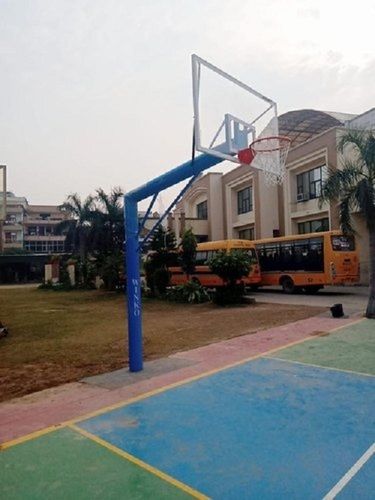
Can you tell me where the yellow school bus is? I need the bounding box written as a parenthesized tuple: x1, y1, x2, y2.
(169, 239, 261, 287)
(254, 230, 360, 293)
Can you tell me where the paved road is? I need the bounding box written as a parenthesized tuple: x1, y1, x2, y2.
(249, 285, 369, 315)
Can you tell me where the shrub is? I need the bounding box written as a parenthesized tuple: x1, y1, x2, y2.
(153, 267, 171, 296)
(208, 250, 252, 286)
(180, 229, 197, 277)
(38, 280, 53, 290)
(97, 253, 123, 291)
(208, 250, 252, 305)
(167, 280, 210, 304)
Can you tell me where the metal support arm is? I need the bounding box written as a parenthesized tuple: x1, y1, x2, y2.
(124, 153, 224, 372)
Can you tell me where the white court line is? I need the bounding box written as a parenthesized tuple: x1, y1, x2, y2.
(264, 356, 375, 378)
(322, 442, 375, 499)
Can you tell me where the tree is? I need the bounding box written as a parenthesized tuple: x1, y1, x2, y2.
(209, 250, 252, 287)
(208, 250, 252, 305)
(180, 229, 197, 278)
(144, 226, 177, 295)
(320, 129, 375, 318)
(150, 226, 176, 254)
(58, 194, 95, 262)
(93, 187, 125, 254)
(92, 187, 125, 290)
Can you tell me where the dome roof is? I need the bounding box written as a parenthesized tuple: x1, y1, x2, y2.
(278, 109, 356, 148)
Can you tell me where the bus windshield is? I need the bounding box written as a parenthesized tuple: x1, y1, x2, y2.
(331, 235, 355, 251)
(230, 248, 258, 262)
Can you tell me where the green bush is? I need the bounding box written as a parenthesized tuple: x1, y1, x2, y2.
(208, 250, 252, 285)
(38, 280, 54, 290)
(152, 267, 171, 296)
(77, 260, 96, 289)
(143, 258, 156, 292)
(208, 250, 252, 306)
(96, 252, 123, 291)
(38, 280, 74, 292)
(180, 229, 197, 277)
(167, 280, 210, 304)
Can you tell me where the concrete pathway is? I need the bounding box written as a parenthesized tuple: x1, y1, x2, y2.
(252, 285, 369, 315)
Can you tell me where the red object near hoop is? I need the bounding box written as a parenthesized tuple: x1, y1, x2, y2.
(237, 135, 291, 184)
(238, 147, 256, 165)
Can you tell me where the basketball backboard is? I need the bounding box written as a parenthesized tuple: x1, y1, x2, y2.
(192, 54, 279, 164)
(0, 165, 6, 221)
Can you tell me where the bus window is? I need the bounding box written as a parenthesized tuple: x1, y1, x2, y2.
(246, 248, 258, 262)
(254, 231, 359, 291)
(293, 241, 309, 271)
(195, 251, 208, 265)
(258, 244, 279, 271)
(230, 247, 257, 262)
(331, 235, 355, 251)
(206, 250, 215, 261)
(308, 238, 324, 271)
(279, 242, 294, 270)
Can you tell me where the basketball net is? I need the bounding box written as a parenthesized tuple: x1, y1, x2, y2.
(238, 135, 291, 185)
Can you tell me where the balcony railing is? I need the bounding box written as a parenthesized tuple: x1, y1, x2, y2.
(24, 218, 64, 224)
(23, 235, 65, 241)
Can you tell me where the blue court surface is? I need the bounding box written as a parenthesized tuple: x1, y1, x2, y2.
(77, 357, 375, 499)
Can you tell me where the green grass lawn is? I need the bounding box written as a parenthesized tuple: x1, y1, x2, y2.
(0, 287, 325, 401)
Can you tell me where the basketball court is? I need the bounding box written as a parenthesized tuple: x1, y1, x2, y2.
(1, 319, 374, 499)
(1, 55, 374, 498)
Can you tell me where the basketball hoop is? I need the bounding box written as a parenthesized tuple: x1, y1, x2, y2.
(238, 135, 291, 185)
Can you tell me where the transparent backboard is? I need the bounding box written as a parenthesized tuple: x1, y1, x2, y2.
(0, 165, 6, 221)
(192, 54, 279, 165)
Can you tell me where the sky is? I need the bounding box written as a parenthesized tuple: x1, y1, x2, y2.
(1, 0, 374, 208)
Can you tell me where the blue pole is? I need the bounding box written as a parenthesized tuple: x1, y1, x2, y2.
(125, 152, 225, 372)
(125, 195, 143, 372)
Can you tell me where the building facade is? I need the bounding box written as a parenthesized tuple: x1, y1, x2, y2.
(1, 193, 27, 250)
(1, 193, 67, 254)
(170, 107, 374, 284)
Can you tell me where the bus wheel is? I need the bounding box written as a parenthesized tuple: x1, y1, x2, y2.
(281, 277, 295, 294)
(304, 285, 322, 294)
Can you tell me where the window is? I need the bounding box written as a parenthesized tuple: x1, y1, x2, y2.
(298, 218, 329, 234)
(196, 235, 208, 243)
(331, 235, 355, 251)
(196, 200, 208, 220)
(5, 232, 17, 243)
(257, 237, 324, 272)
(195, 251, 208, 265)
(296, 166, 326, 201)
(231, 247, 257, 262)
(24, 240, 65, 253)
(5, 214, 17, 224)
(237, 187, 253, 214)
(238, 227, 254, 240)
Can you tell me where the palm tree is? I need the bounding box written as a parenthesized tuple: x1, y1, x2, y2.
(58, 193, 95, 262)
(92, 187, 125, 290)
(94, 187, 125, 254)
(320, 129, 375, 318)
